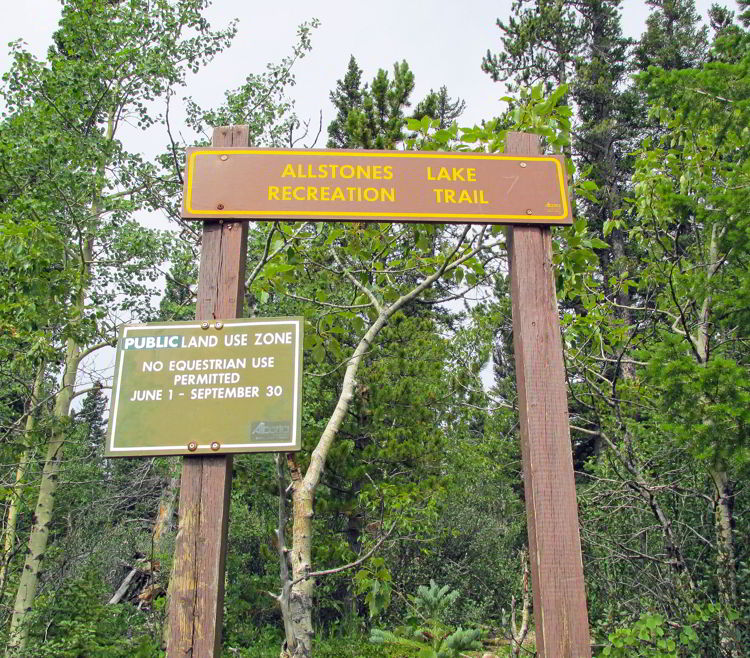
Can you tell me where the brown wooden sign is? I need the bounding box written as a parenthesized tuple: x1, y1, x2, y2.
(181, 147, 572, 225)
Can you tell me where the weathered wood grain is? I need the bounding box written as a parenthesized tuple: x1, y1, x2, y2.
(168, 125, 249, 657)
(506, 132, 591, 657)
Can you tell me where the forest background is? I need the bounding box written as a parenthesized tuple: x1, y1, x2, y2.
(0, 0, 749, 657)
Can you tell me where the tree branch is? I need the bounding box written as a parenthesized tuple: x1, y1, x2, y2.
(289, 522, 396, 587)
(332, 249, 384, 315)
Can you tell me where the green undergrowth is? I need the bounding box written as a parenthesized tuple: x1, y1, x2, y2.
(222, 632, 393, 658)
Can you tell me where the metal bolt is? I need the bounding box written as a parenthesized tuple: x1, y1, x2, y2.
(187, 442, 198, 452)
(210, 441, 220, 451)
(201, 322, 209, 330)
(215, 321, 223, 330)
(526, 209, 533, 215)
(220, 155, 228, 161)
(217, 203, 225, 210)
(520, 162, 527, 168)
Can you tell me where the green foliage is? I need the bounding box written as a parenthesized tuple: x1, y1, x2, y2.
(355, 557, 393, 618)
(369, 581, 482, 658)
(185, 18, 319, 146)
(327, 55, 365, 148)
(220, 625, 284, 658)
(482, 0, 582, 89)
(599, 613, 685, 658)
(411, 86, 466, 129)
(0, 218, 73, 342)
(20, 572, 162, 657)
(340, 59, 416, 149)
(313, 634, 390, 658)
(0, 0, 232, 347)
(411, 581, 460, 621)
(634, 0, 708, 70)
(405, 81, 571, 156)
(223, 465, 285, 648)
(597, 604, 733, 658)
(645, 342, 750, 464)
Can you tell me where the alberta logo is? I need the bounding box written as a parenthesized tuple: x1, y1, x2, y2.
(251, 421, 291, 440)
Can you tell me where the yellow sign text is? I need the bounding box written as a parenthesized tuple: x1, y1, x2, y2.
(281, 163, 394, 180)
(426, 166, 477, 182)
(432, 189, 489, 205)
(268, 186, 396, 203)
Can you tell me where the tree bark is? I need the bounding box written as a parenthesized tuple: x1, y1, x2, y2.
(6, 340, 81, 655)
(509, 549, 530, 658)
(710, 464, 742, 658)
(697, 226, 741, 656)
(0, 362, 44, 600)
(108, 567, 140, 606)
(153, 461, 180, 550)
(288, 480, 316, 657)
(274, 454, 296, 658)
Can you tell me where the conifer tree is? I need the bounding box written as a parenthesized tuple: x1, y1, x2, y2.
(326, 57, 464, 149)
(348, 60, 416, 149)
(635, 0, 709, 70)
(412, 86, 466, 128)
(75, 384, 107, 447)
(327, 55, 363, 148)
(482, 0, 582, 89)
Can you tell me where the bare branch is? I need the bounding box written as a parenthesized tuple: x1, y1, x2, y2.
(165, 92, 182, 184)
(332, 249, 384, 315)
(79, 338, 116, 361)
(667, 263, 703, 363)
(281, 291, 372, 311)
(70, 384, 112, 401)
(289, 522, 396, 587)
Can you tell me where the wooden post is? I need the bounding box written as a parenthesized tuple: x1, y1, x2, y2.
(506, 132, 591, 657)
(167, 125, 249, 657)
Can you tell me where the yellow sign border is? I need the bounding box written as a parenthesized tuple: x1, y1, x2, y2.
(184, 149, 570, 222)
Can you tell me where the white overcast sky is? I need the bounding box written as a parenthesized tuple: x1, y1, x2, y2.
(1, 0, 723, 154)
(0, 0, 725, 392)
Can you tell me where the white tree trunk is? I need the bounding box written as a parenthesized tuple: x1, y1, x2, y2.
(6, 340, 81, 655)
(0, 362, 44, 599)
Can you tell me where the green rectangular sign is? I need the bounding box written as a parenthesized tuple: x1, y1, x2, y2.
(106, 317, 303, 457)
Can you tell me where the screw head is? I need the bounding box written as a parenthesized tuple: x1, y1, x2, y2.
(187, 442, 198, 452)
(217, 203, 225, 210)
(526, 209, 533, 215)
(201, 322, 209, 330)
(210, 441, 220, 451)
(520, 162, 527, 168)
(215, 321, 223, 330)
(220, 155, 228, 161)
